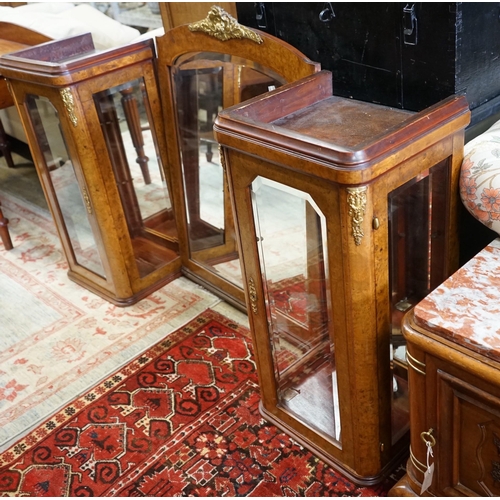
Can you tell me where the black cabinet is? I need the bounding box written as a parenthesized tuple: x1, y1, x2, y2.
(237, 3, 500, 116)
(237, 1, 500, 287)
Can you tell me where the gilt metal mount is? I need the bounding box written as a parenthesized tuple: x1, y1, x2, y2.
(347, 186, 367, 245)
(189, 6, 263, 44)
(248, 278, 258, 314)
(60, 88, 78, 127)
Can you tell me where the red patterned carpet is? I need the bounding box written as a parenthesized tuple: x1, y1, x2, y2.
(0, 310, 401, 496)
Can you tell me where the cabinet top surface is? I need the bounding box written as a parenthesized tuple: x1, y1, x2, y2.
(0, 33, 154, 84)
(272, 95, 412, 150)
(413, 238, 500, 362)
(216, 72, 470, 170)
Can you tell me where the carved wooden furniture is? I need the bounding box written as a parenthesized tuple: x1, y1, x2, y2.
(0, 22, 51, 169)
(0, 33, 180, 304)
(214, 70, 470, 484)
(156, 5, 319, 310)
(0, 23, 52, 250)
(390, 239, 500, 497)
(0, 199, 12, 250)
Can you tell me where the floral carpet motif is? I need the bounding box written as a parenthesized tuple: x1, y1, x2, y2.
(0, 310, 400, 497)
(0, 191, 231, 452)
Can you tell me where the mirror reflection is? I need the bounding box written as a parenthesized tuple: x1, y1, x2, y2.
(173, 52, 285, 288)
(388, 159, 450, 443)
(94, 78, 178, 278)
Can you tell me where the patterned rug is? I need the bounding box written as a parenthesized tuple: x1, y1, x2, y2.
(0, 310, 400, 497)
(0, 189, 246, 453)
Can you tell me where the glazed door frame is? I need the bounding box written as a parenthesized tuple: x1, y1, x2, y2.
(224, 146, 379, 476)
(11, 80, 116, 293)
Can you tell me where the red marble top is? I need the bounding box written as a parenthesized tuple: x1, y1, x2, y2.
(413, 238, 500, 362)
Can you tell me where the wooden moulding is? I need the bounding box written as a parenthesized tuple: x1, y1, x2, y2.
(156, 12, 320, 80)
(390, 309, 500, 496)
(0, 33, 155, 87)
(215, 70, 471, 180)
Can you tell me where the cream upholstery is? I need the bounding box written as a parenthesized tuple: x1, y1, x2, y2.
(0, 3, 141, 50)
(0, 3, 163, 145)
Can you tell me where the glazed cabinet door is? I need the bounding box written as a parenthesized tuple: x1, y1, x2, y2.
(226, 148, 373, 479)
(78, 64, 178, 291)
(18, 85, 112, 288)
(0, 35, 181, 305)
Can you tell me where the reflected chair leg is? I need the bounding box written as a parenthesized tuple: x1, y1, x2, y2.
(120, 87, 151, 185)
(206, 141, 213, 163)
(0, 118, 15, 169)
(0, 200, 13, 250)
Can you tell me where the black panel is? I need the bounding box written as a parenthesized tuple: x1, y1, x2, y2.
(399, 3, 456, 111)
(272, 2, 402, 107)
(235, 2, 500, 112)
(458, 3, 500, 109)
(236, 3, 276, 35)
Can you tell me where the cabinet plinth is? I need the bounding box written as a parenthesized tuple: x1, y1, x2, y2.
(0, 34, 180, 305)
(214, 71, 470, 484)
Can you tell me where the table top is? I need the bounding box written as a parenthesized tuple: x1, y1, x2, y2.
(0, 40, 28, 109)
(413, 238, 500, 362)
(0, 39, 27, 58)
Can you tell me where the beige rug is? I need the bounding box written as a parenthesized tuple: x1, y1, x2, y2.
(0, 189, 248, 452)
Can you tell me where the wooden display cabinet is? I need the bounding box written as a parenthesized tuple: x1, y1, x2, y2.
(156, 5, 319, 310)
(0, 34, 180, 305)
(214, 71, 470, 484)
(390, 239, 500, 497)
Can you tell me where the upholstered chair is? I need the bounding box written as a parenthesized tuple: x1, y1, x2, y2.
(460, 119, 500, 236)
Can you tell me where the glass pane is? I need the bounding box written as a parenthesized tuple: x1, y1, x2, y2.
(251, 176, 341, 445)
(94, 78, 178, 279)
(26, 95, 106, 278)
(173, 52, 285, 288)
(388, 159, 450, 443)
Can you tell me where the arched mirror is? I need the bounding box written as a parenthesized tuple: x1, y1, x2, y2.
(173, 52, 285, 290)
(157, 6, 319, 309)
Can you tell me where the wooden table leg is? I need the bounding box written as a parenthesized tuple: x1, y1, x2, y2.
(0, 199, 13, 250)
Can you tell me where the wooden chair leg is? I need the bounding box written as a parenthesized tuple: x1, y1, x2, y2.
(0, 118, 15, 169)
(0, 199, 13, 250)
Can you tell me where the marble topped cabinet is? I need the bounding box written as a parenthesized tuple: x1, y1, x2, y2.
(390, 238, 500, 496)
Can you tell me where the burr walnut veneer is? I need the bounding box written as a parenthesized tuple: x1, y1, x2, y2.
(215, 71, 470, 484)
(0, 6, 319, 307)
(0, 34, 179, 305)
(155, 7, 319, 310)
